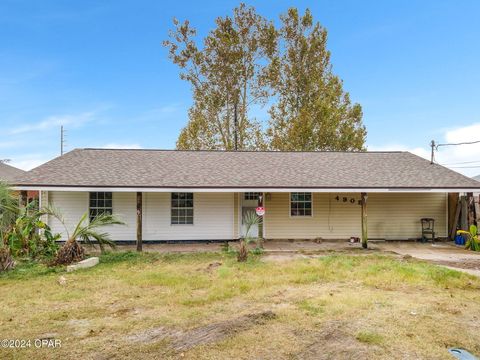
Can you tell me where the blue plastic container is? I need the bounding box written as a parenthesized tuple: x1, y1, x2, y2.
(455, 234, 466, 246)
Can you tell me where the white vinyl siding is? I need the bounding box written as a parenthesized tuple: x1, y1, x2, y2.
(101, 192, 136, 241)
(368, 193, 447, 240)
(48, 191, 88, 241)
(144, 192, 234, 240)
(46, 190, 446, 242)
(265, 192, 447, 240)
(47, 191, 136, 241)
(265, 193, 361, 239)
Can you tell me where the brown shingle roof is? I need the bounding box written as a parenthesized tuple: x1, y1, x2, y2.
(0, 162, 26, 183)
(14, 148, 480, 189)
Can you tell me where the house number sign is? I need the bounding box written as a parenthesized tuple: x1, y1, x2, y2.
(335, 196, 360, 205)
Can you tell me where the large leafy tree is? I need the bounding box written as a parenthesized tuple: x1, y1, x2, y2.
(267, 8, 366, 151)
(164, 3, 277, 150)
(165, 6, 366, 151)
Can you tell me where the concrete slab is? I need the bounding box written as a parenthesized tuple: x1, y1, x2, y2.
(376, 242, 480, 277)
(67, 257, 99, 272)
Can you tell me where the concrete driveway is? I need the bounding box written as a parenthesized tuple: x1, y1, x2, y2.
(375, 242, 480, 277)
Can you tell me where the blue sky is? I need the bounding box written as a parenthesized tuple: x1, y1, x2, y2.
(1, 0, 480, 175)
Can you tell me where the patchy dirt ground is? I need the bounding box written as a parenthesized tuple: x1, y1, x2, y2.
(127, 311, 276, 352)
(95, 240, 480, 277)
(1, 251, 480, 359)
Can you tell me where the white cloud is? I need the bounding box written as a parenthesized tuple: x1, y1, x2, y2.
(100, 143, 142, 149)
(9, 153, 52, 171)
(369, 122, 480, 177)
(0, 140, 22, 149)
(10, 111, 97, 135)
(444, 123, 480, 143)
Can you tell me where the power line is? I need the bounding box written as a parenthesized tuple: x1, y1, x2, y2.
(436, 140, 480, 148)
(431, 139, 480, 167)
(449, 165, 480, 169)
(440, 160, 480, 166)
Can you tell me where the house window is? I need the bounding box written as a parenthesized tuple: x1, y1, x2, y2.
(244, 192, 261, 200)
(89, 192, 113, 222)
(171, 193, 194, 225)
(290, 192, 312, 216)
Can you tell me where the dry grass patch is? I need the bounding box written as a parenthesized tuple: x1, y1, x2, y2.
(0, 251, 479, 359)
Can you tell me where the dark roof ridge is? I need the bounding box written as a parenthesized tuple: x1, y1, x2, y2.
(79, 148, 407, 154)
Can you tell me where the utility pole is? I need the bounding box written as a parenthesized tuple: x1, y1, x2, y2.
(430, 140, 435, 164)
(60, 126, 65, 156)
(234, 102, 238, 151)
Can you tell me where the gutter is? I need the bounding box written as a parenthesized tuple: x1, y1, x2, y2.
(11, 186, 480, 193)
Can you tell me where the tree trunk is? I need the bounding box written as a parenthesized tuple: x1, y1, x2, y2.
(54, 238, 85, 265)
(136, 192, 143, 252)
(361, 192, 368, 249)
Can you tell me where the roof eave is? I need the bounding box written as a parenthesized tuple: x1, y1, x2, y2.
(11, 185, 480, 193)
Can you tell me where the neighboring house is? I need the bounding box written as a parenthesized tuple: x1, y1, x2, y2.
(12, 148, 480, 242)
(1, 162, 39, 204)
(0, 162, 26, 183)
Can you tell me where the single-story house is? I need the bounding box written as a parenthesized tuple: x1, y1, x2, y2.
(12, 148, 480, 243)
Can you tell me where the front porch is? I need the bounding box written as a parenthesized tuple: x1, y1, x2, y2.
(39, 190, 450, 245)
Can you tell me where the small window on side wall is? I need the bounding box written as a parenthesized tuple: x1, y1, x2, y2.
(171, 193, 194, 225)
(244, 192, 261, 200)
(89, 192, 113, 222)
(290, 192, 312, 216)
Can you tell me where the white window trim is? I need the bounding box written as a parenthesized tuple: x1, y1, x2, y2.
(88, 191, 113, 222)
(289, 192, 313, 218)
(170, 192, 194, 226)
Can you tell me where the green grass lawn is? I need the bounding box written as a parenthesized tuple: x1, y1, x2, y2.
(1, 251, 479, 359)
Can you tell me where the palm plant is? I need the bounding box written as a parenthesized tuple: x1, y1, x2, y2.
(238, 210, 261, 262)
(0, 181, 19, 241)
(457, 225, 480, 251)
(0, 181, 18, 271)
(7, 201, 60, 259)
(54, 211, 125, 265)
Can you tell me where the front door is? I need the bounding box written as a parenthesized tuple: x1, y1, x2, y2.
(240, 192, 260, 238)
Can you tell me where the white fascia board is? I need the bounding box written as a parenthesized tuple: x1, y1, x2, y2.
(11, 186, 478, 193)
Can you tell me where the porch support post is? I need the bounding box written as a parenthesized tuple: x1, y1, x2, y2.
(460, 196, 468, 231)
(20, 190, 28, 208)
(136, 192, 143, 252)
(361, 192, 368, 249)
(448, 193, 460, 240)
(258, 193, 264, 242)
(467, 192, 476, 227)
